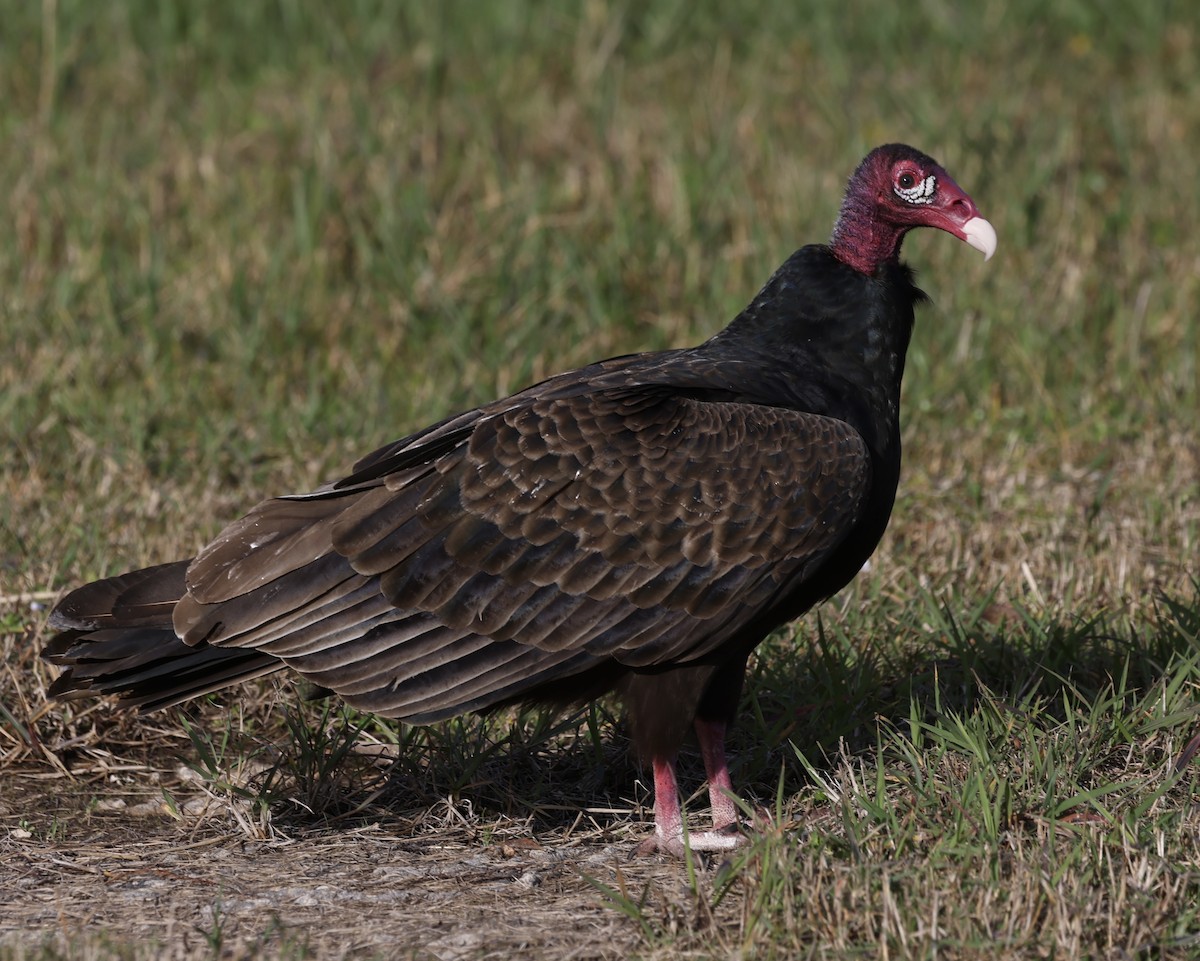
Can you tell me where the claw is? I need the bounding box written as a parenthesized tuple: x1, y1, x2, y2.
(636, 821, 746, 858)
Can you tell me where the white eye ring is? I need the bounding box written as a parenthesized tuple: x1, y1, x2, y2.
(894, 174, 937, 205)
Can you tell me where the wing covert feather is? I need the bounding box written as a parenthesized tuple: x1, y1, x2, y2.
(347, 391, 870, 664)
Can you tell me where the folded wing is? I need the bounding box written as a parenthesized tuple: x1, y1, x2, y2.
(150, 385, 872, 721)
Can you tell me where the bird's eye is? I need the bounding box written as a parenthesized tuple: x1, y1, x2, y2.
(893, 170, 937, 205)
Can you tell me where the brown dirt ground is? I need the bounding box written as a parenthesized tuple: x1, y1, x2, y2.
(0, 751, 699, 960)
(0, 767, 691, 955)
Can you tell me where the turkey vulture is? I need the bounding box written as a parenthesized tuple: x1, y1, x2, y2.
(43, 144, 995, 856)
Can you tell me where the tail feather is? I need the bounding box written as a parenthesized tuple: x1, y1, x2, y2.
(43, 560, 284, 712)
(49, 561, 190, 631)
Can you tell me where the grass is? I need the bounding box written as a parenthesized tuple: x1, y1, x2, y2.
(2, 0, 1199, 958)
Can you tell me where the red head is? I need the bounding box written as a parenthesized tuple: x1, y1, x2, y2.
(830, 144, 996, 275)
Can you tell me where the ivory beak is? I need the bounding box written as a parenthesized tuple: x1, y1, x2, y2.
(962, 216, 997, 261)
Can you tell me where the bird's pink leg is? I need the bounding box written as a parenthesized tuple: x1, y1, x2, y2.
(635, 755, 687, 856)
(695, 718, 740, 831)
(637, 728, 746, 856)
(653, 755, 682, 835)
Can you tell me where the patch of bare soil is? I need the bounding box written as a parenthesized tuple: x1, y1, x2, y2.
(0, 770, 683, 960)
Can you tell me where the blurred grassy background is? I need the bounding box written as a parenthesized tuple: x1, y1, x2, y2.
(1, 2, 1198, 958)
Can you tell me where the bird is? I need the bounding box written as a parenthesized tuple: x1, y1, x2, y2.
(43, 143, 995, 857)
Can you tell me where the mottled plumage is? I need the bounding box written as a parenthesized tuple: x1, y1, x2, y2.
(44, 144, 995, 855)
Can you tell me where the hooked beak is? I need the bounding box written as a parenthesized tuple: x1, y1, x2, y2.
(935, 170, 997, 261)
(961, 216, 997, 261)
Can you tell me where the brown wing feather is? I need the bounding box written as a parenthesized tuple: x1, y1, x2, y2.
(420, 392, 867, 637)
(50, 561, 190, 630)
(174, 386, 870, 721)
